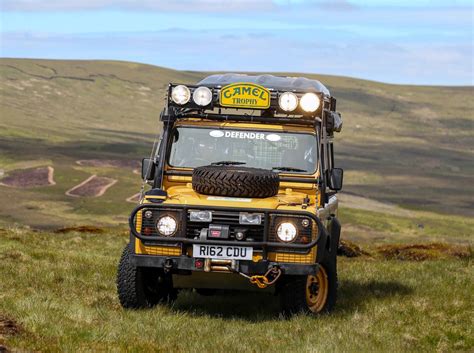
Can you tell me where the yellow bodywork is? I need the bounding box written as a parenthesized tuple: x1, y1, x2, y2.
(135, 120, 320, 264)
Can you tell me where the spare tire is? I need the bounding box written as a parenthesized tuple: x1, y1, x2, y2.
(192, 165, 279, 198)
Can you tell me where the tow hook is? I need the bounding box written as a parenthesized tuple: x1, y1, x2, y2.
(163, 259, 174, 273)
(232, 266, 282, 289)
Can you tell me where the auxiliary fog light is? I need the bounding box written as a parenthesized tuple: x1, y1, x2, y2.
(190, 210, 212, 222)
(301, 218, 310, 228)
(235, 230, 246, 241)
(192, 86, 213, 106)
(299, 93, 320, 113)
(171, 85, 191, 105)
(144, 210, 153, 219)
(239, 213, 262, 225)
(157, 215, 177, 236)
(277, 222, 297, 242)
(278, 92, 298, 112)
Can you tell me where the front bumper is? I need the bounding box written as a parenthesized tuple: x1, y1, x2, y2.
(129, 203, 326, 252)
(130, 253, 318, 275)
(129, 203, 329, 275)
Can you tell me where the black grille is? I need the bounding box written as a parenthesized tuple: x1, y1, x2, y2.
(136, 208, 315, 254)
(187, 210, 265, 243)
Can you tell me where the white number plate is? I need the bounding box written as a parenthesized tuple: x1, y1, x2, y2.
(193, 244, 253, 260)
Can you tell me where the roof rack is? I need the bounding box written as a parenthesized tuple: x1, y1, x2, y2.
(198, 74, 330, 95)
(161, 74, 341, 132)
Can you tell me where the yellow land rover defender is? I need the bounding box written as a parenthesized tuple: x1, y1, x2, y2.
(117, 74, 343, 315)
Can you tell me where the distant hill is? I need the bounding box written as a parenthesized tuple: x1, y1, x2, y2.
(0, 58, 473, 230)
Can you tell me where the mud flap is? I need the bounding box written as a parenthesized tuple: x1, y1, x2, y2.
(316, 216, 341, 263)
(329, 217, 341, 257)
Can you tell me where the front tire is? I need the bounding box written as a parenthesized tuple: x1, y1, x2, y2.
(280, 258, 337, 316)
(116, 244, 177, 309)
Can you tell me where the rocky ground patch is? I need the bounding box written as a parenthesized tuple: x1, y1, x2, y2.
(65, 175, 117, 197)
(0, 166, 55, 188)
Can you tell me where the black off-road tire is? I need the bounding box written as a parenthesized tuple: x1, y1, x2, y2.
(280, 257, 338, 316)
(192, 165, 279, 198)
(116, 244, 177, 309)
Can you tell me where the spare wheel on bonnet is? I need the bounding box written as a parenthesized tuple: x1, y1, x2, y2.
(192, 165, 279, 198)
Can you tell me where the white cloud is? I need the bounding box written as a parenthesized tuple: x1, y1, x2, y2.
(2, 30, 472, 85)
(1, 0, 276, 12)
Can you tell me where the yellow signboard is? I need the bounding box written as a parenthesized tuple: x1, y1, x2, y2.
(220, 83, 270, 109)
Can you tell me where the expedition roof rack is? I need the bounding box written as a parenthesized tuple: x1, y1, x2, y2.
(198, 74, 330, 95)
(161, 74, 342, 132)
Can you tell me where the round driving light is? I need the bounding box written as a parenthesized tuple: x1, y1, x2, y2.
(277, 222, 297, 242)
(157, 215, 177, 236)
(193, 86, 212, 106)
(171, 85, 191, 105)
(299, 93, 320, 113)
(144, 210, 153, 219)
(301, 219, 310, 228)
(278, 92, 298, 112)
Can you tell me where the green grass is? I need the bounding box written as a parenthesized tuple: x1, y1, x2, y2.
(1, 58, 473, 352)
(339, 207, 474, 244)
(0, 228, 472, 352)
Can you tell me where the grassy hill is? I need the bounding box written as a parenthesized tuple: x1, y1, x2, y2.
(0, 58, 473, 240)
(0, 58, 473, 352)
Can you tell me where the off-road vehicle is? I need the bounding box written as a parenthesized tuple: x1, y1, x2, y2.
(117, 74, 343, 315)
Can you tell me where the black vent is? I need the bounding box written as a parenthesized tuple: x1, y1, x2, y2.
(187, 210, 264, 243)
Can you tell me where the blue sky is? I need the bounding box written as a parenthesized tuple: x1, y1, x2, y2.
(1, 0, 473, 85)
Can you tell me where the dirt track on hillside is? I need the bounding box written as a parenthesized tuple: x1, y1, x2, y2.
(65, 175, 117, 197)
(338, 193, 411, 217)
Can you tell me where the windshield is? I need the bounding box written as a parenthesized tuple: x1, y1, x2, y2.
(168, 127, 318, 174)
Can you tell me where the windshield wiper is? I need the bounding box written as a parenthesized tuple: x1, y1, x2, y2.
(211, 161, 247, 166)
(272, 166, 307, 172)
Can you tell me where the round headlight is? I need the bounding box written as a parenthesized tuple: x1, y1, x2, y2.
(299, 93, 320, 113)
(277, 222, 297, 242)
(278, 92, 298, 112)
(157, 216, 177, 236)
(193, 86, 212, 106)
(171, 85, 191, 105)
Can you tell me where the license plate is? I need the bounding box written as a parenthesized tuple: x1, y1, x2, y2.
(193, 244, 253, 260)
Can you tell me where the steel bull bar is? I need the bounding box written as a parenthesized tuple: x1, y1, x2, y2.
(128, 203, 326, 251)
(129, 204, 328, 277)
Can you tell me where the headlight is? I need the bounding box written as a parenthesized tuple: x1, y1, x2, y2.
(171, 85, 191, 105)
(299, 93, 320, 113)
(190, 210, 212, 222)
(277, 222, 297, 242)
(239, 212, 262, 225)
(156, 215, 177, 236)
(193, 86, 212, 106)
(278, 92, 298, 112)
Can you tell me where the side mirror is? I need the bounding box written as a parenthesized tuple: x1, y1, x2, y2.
(328, 168, 343, 191)
(141, 158, 156, 180)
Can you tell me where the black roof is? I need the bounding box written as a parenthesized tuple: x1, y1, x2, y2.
(198, 74, 330, 96)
